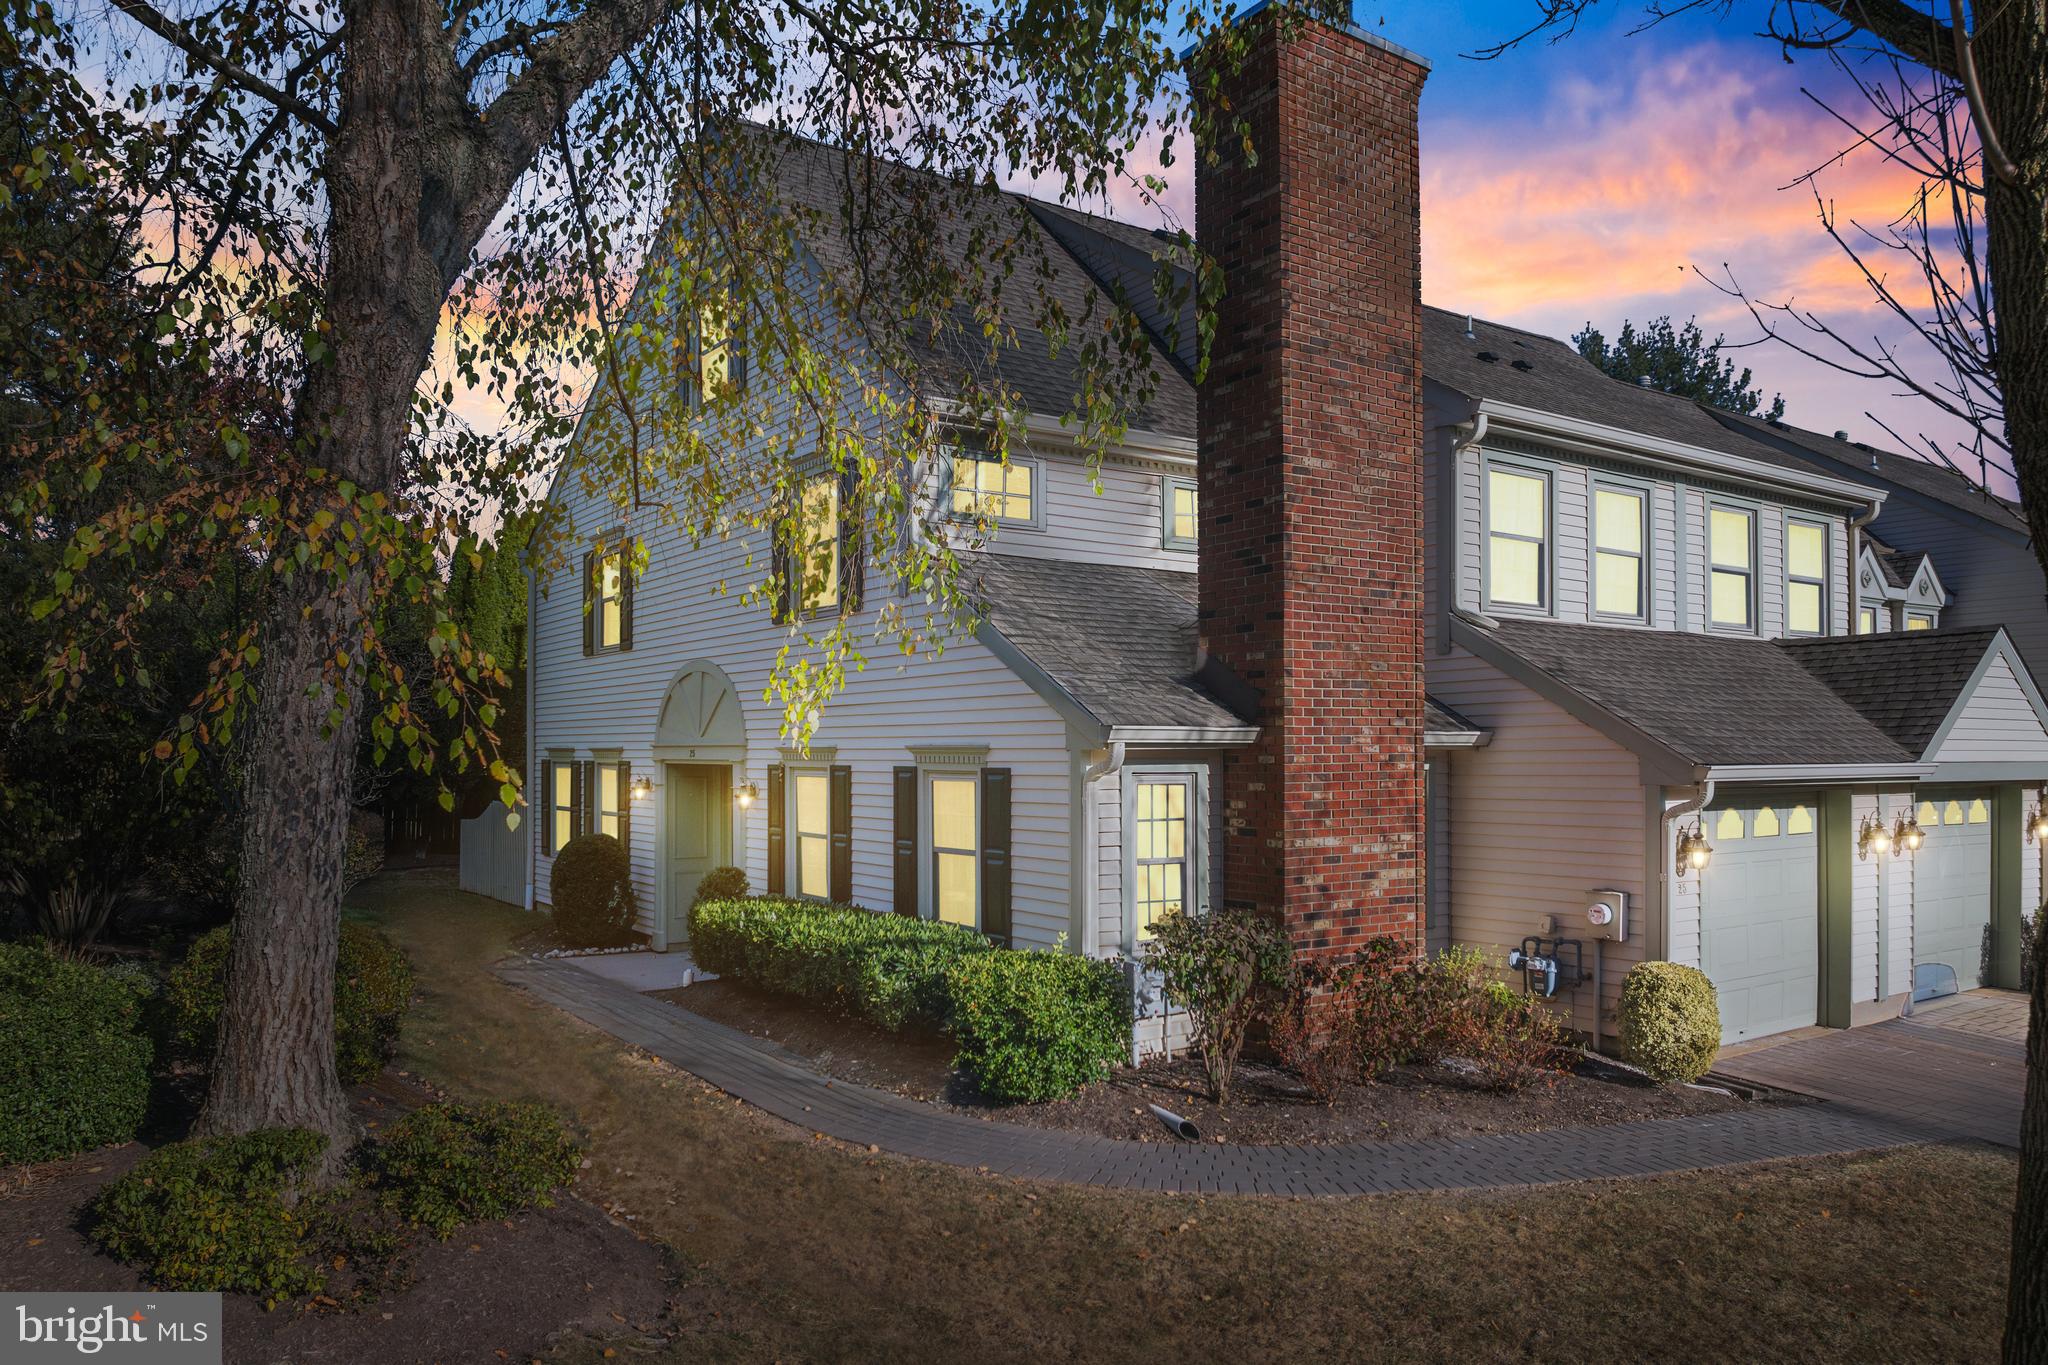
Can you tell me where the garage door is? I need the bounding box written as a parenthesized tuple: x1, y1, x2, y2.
(1914, 795, 1993, 993)
(1699, 801, 1820, 1044)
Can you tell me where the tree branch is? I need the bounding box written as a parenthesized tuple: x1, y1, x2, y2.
(478, 0, 669, 180)
(1809, 0, 1958, 78)
(110, 0, 339, 135)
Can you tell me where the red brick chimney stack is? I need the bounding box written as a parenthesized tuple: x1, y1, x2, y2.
(1193, 9, 1429, 954)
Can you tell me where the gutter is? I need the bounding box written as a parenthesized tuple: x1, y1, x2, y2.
(1107, 725, 1260, 748)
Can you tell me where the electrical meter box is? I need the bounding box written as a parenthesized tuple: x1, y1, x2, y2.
(1584, 889, 1628, 943)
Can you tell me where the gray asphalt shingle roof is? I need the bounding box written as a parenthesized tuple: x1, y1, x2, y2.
(1779, 628, 1997, 757)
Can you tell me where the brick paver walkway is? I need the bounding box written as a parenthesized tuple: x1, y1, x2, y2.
(499, 957, 1932, 1195)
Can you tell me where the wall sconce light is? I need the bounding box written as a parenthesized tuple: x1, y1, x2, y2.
(2029, 797, 2048, 844)
(733, 782, 758, 809)
(629, 775, 654, 800)
(1893, 812, 1924, 854)
(1675, 821, 1712, 878)
(1857, 812, 1892, 860)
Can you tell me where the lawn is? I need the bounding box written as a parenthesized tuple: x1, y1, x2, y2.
(360, 868, 2018, 1363)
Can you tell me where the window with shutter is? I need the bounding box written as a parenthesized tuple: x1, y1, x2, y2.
(830, 765, 852, 903)
(765, 765, 786, 895)
(980, 768, 1011, 947)
(892, 767, 918, 916)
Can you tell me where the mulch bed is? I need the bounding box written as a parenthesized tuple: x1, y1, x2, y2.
(0, 1076, 675, 1365)
(657, 978, 1770, 1146)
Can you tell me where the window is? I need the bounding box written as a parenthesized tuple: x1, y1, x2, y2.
(551, 763, 575, 854)
(1715, 808, 1745, 840)
(1708, 505, 1755, 630)
(1944, 799, 1966, 825)
(595, 762, 623, 840)
(1486, 465, 1548, 609)
(930, 774, 979, 927)
(1132, 778, 1193, 941)
(1592, 485, 1646, 619)
(1906, 610, 1936, 631)
(950, 452, 1037, 526)
(1163, 476, 1198, 550)
(792, 770, 832, 899)
(1786, 519, 1828, 635)
(1919, 799, 1941, 826)
(1968, 798, 1989, 824)
(1753, 806, 1780, 837)
(1858, 605, 1880, 635)
(797, 474, 840, 615)
(1787, 804, 1813, 835)
(688, 285, 745, 405)
(593, 549, 626, 649)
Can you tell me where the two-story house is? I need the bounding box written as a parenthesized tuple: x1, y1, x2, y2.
(526, 11, 2048, 1052)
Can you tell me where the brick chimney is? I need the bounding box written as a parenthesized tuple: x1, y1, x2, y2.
(1193, 11, 1428, 954)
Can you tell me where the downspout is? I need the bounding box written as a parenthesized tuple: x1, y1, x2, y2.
(1848, 496, 1881, 632)
(1444, 412, 1489, 654)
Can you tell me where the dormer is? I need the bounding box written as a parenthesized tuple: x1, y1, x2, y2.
(1855, 536, 1951, 633)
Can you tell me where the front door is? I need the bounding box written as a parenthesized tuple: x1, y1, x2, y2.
(666, 764, 730, 946)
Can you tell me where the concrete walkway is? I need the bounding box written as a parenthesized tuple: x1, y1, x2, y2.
(1715, 991, 2028, 1148)
(496, 956, 1938, 1196)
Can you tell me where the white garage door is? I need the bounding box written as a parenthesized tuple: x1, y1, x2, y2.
(1914, 795, 1993, 993)
(1699, 801, 1820, 1044)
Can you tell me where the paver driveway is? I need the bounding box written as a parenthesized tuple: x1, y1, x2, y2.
(1714, 991, 2029, 1147)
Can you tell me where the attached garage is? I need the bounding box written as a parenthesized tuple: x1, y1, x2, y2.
(1698, 799, 1821, 1044)
(1912, 794, 1994, 993)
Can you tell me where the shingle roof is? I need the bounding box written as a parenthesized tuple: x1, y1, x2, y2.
(1709, 410, 2029, 534)
(1778, 628, 1997, 757)
(1425, 697, 1484, 737)
(1467, 617, 1998, 767)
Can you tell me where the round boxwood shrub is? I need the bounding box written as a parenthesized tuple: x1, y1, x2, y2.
(371, 1100, 582, 1238)
(166, 921, 413, 1083)
(0, 943, 154, 1162)
(690, 864, 750, 909)
(91, 1128, 330, 1306)
(549, 834, 640, 946)
(1617, 961, 1721, 1083)
(947, 950, 1132, 1102)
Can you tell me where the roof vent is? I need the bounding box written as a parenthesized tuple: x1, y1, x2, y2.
(1463, 314, 1475, 341)
(1511, 359, 1535, 372)
(1476, 350, 1500, 364)
(1833, 430, 1850, 441)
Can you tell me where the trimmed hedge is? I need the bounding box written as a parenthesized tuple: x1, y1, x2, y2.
(1617, 961, 1722, 1083)
(549, 833, 640, 946)
(166, 921, 413, 1083)
(688, 896, 993, 1031)
(0, 943, 154, 1162)
(372, 1101, 581, 1238)
(948, 951, 1131, 1102)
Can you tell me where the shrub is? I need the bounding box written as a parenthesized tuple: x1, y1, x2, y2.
(1268, 953, 1365, 1103)
(1456, 993, 1570, 1092)
(0, 943, 154, 1162)
(691, 865, 750, 909)
(688, 896, 993, 1030)
(1142, 908, 1292, 1104)
(549, 834, 640, 946)
(1617, 961, 1721, 1083)
(91, 1129, 330, 1306)
(372, 1101, 581, 1238)
(166, 921, 413, 1083)
(948, 951, 1131, 1102)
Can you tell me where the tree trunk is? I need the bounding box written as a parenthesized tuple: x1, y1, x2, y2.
(2013, 907, 2048, 1360)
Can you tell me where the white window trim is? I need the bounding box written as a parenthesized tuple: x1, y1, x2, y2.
(783, 763, 835, 902)
(1481, 457, 1554, 616)
(1162, 475, 1198, 551)
(944, 449, 1045, 532)
(593, 756, 624, 841)
(1589, 478, 1650, 623)
(918, 767, 983, 928)
(592, 544, 628, 652)
(1857, 602, 1883, 635)
(796, 472, 842, 620)
(1905, 608, 1939, 630)
(1784, 513, 1830, 637)
(1706, 500, 1759, 634)
(1120, 764, 1209, 955)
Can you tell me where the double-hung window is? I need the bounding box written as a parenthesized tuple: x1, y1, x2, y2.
(550, 763, 575, 855)
(929, 774, 980, 927)
(1786, 518, 1828, 635)
(1132, 777, 1192, 942)
(1485, 465, 1549, 610)
(798, 474, 840, 615)
(1163, 476, 1198, 550)
(594, 761, 624, 839)
(792, 769, 832, 899)
(1708, 504, 1756, 631)
(949, 452, 1037, 527)
(1592, 484, 1647, 620)
(589, 548, 627, 650)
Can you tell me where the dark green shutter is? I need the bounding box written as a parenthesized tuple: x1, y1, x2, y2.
(618, 551, 635, 651)
(893, 766, 918, 916)
(838, 466, 864, 616)
(617, 760, 631, 857)
(765, 764, 786, 895)
(539, 759, 554, 854)
(981, 767, 1011, 947)
(568, 760, 586, 841)
(728, 280, 748, 391)
(581, 552, 595, 655)
(771, 521, 794, 625)
(829, 764, 852, 903)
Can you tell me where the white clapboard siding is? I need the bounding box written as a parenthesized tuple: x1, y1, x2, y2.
(1850, 790, 1882, 1003)
(977, 453, 1196, 572)
(1880, 788, 1917, 999)
(1664, 801, 1703, 970)
(1864, 497, 2048, 684)
(1428, 648, 1648, 1041)
(1932, 654, 2048, 763)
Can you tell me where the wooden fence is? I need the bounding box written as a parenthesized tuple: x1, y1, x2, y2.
(459, 801, 528, 907)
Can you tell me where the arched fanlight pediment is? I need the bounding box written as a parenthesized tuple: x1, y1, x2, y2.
(656, 661, 747, 750)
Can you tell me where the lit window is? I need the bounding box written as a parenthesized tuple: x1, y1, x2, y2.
(1486, 466, 1548, 608)
(594, 550, 625, 649)
(793, 771, 831, 899)
(1753, 806, 1780, 838)
(1945, 799, 1966, 825)
(595, 762, 623, 840)
(1133, 779, 1192, 941)
(697, 301, 731, 398)
(1919, 800, 1941, 826)
(551, 763, 575, 854)
(1709, 506, 1755, 630)
(1968, 799, 1989, 824)
(798, 474, 840, 614)
(1787, 520, 1828, 635)
(951, 453, 1035, 525)
(1163, 477, 1198, 550)
(1787, 805, 1813, 835)
(1858, 605, 1879, 635)
(1593, 486, 1646, 619)
(1906, 610, 1935, 631)
(1715, 808, 1745, 840)
(930, 775, 979, 927)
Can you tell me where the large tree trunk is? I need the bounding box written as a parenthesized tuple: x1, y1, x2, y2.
(2014, 908, 2048, 1360)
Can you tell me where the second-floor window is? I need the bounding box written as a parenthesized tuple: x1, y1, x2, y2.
(1709, 505, 1755, 631)
(1907, 609, 1936, 630)
(1163, 476, 1198, 550)
(1486, 465, 1549, 610)
(950, 452, 1037, 527)
(1858, 604, 1880, 635)
(1786, 519, 1828, 635)
(798, 474, 840, 615)
(1592, 485, 1646, 620)
(583, 543, 631, 654)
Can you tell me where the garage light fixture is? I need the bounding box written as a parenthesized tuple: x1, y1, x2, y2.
(1675, 821, 1712, 877)
(1893, 812, 1924, 854)
(1857, 813, 1892, 860)
(733, 782, 758, 809)
(2029, 798, 2048, 844)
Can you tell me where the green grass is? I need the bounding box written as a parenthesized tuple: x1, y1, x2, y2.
(354, 869, 2018, 1363)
